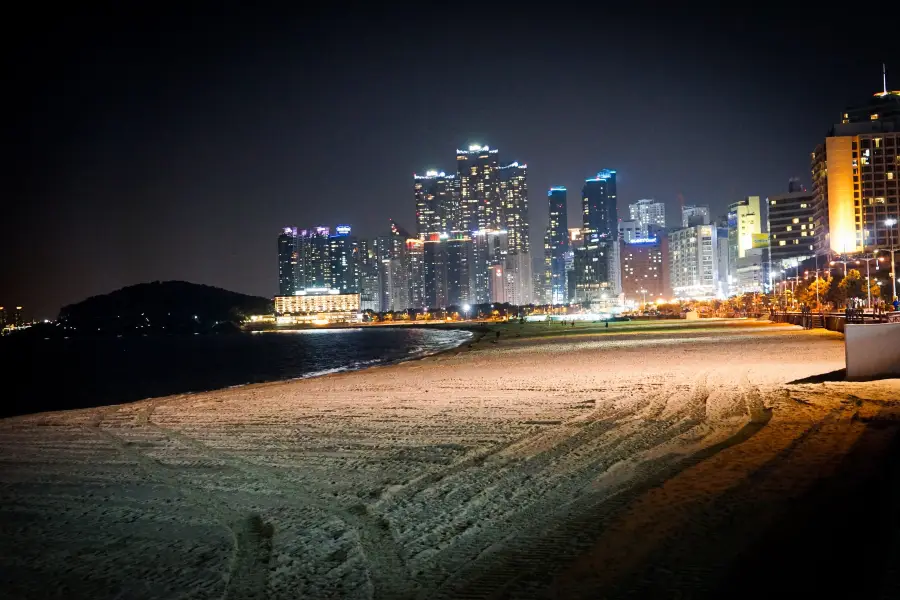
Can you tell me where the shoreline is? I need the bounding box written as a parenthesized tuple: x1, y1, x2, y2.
(3, 320, 898, 598)
(1, 326, 476, 421)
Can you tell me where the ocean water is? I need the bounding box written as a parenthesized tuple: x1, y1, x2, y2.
(0, 327, 472, 418)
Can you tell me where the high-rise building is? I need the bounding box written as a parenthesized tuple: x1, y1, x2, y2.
(328, 226, 360, 294)
(405, 238, 425, 308)
(620, 237, 669, 303)
(715, 226, 730, 297)
(471, 229, 508, 303)
(768, 185, 816, 266)
(499, 162, 529, 254)
(682, 205, 710, 228)
(277, 227, 298, 296)
(576, 170, 619, 304)
(358, 240, 380, 312)
(446, 236, 471, 307)
(423, 232, 471, 308)
(456, 144, 500, 232)
(414, 170, 457, 238)
(301, 227, 332, 289)
(499, 161, 532, 305)
(727, 196, 764, 286)
(547, 187, 569, 304)
(669, 224, 719, 299)
(811, 80, 900, 256)
(583, 170, 618, 242)
(629, 198, 666, 236)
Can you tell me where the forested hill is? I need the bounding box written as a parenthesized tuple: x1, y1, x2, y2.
(57, 281, 272, 334)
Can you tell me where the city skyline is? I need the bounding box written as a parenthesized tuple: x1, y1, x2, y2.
(5, 9, 898, 317)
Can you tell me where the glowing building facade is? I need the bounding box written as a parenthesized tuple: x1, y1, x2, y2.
(620, 236, 669, 303)
(277, 227, 298, 296)
(628, 199, 666, 236)
(414, 171, 457, 238)
(768, 188, 816, 266)
(456, 145, 501, 232)
(575, 170, 620, 304)
(811, 78, 900, 257)
(669, 224, 719, 299)
(547, 187, 569, 304)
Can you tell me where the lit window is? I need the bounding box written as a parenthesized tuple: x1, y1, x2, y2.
(888, 172, 895, 180)
(779, 241, 786, 246)
(871, 113, 879, 120)
(770, 200, 776, 205)
(786, 226, 792, 231)
(800, 203, 807, 208)
(792, 218, 800, 223)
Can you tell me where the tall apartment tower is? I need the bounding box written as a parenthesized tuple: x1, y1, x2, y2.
(414, 170, 457, 238)
(629, 198, 666, 235)
(768, 182, 816, 267)
(277, 227, 298, 296)
(811, 76, 900, 256)
(328, 225, 360, 294)
(456, 144, 501, 232)
(669, 224, 719, 298)
(499, 161, 532, 305)
(547, 187, 570, 304)
(583, 170, 618, 242)
(576, 170, 619, 303)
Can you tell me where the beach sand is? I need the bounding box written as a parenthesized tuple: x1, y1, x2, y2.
(1, 319, 898, 599)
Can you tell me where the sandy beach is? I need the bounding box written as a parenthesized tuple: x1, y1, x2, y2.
(2, 319, 899, 599)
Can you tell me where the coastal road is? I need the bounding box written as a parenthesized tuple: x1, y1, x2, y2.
(1, 319, 898, 599)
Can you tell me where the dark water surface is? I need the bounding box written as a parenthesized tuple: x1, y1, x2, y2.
(1, 328, 471, 418)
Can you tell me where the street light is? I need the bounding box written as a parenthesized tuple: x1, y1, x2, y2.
(830, 257, 851, 277)
(886, 218, 898, 303)
(856, 254, 885, 309)
(463, 304, 471, 321)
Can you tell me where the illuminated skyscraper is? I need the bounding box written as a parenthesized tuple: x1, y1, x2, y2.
(499, 162, 529, 254)
(357, 239, 380, 312)
(328, 225, 360, 294)
(669, 224, 720, 298)
(620, 237, 669, 303)
(456, 144, 500, 232)
(499, 161, 532, 304)
(547, 187, 569, 304)
(727, 196, 764, 291)
(414, 170, 457, 238)
(301, 227, 332, 289)
(405, 238, 425, 308)
(277, 227, 298, 296)
(768, 185, 815, 266)
(583, 170, 618, 242)
(629, 198, 666, 236)
(576, 170, 619, 304)
(811, 77, 900, 257)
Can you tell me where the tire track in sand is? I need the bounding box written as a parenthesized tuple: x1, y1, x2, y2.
(142, 413, 415, 600)
(83, 406, 275, 600)
(424, 375, 768, 599)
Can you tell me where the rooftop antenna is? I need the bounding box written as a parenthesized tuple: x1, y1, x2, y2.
(884, 63, 888, 95)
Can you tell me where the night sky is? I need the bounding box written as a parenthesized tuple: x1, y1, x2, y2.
(5, 8, 898, 318)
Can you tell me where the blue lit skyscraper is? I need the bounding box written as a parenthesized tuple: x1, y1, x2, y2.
(582, 169, 617, 242)
(576, 170, 619, 303)
(547, 187, 569, 304)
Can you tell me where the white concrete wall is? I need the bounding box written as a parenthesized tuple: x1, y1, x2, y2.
(845, 323, 900, 380)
